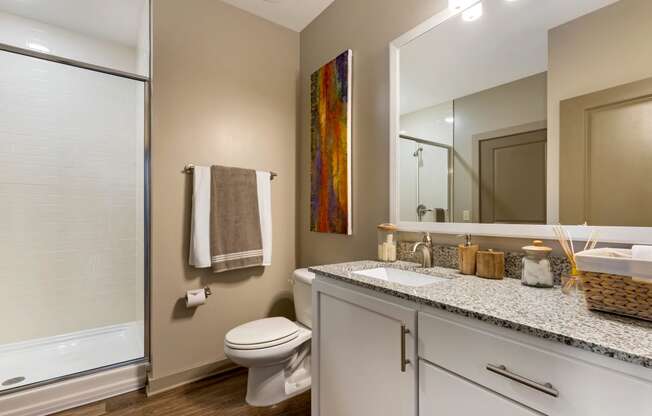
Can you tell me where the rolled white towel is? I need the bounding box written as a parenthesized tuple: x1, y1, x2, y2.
(632, 245, 652, 261)
(632, 245, 652, 283)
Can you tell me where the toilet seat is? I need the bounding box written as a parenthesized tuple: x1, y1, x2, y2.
(225, 317, 299, 350)
(224, 324, 311, 369)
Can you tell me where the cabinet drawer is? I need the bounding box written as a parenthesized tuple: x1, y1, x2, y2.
(420, 360, 539, 415)
(419, 310, 652, 416)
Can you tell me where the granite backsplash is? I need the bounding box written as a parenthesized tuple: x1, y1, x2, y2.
(398, 241, 572, 284)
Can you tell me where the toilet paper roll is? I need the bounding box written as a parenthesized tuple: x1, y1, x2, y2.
(185, 289, 206, 308)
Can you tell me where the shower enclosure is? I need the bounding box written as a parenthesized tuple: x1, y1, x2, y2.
(0, 0, 150, 400)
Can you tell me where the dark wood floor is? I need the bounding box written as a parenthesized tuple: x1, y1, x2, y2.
(55, 368, 310, 416)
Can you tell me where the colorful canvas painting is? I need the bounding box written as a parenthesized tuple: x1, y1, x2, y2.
(310, 50, 352, 235)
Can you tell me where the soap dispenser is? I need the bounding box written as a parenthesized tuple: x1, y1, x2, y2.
(458, 234, 479, 275)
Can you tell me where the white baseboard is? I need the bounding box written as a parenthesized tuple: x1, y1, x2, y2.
(0, 363, 147, 416)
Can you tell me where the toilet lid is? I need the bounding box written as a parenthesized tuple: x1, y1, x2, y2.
(225, 317, 298, 349)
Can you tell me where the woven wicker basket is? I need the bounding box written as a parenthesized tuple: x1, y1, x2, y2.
(579, 271, 652, 322)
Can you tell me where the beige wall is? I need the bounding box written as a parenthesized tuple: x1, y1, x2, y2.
(298, 0, 448, 267)
(146, 0, 650, 391)
(296, 0, 652, 274)
(150, 0, 299, 391)
(548, 0, 652, 223)
(453, 72, 547, 223)
(298, 0, 651, 266)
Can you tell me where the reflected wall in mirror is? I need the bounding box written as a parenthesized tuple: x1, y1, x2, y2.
(396, 0, 652, 227)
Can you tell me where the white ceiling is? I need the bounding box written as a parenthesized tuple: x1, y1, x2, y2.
(220, 0, 334, 32)
(0, 0, 147, 47)
(400, 0, 620, 115)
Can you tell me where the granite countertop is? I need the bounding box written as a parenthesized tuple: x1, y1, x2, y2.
(309, 260, 652, 369)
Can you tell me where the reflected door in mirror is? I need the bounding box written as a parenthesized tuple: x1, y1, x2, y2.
(560, 77, 652, 226)
(479, 130, 547, 224)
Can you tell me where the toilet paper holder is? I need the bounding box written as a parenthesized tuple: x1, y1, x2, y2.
(184, 287, 212, 308)
(185, 287, 212, 300)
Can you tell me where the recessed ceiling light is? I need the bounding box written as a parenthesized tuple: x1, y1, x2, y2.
(462, 2, 483, 22)
(445, 117, 455, 124)
(399, 130, 408, 135)
(26, 42, 50, 53)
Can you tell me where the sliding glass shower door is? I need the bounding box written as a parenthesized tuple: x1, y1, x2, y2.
(0, 0, 149, 394)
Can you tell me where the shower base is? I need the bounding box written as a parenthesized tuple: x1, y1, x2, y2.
(0, 321, 144, 393)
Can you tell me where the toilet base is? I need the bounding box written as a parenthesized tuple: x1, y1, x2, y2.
(245, 348, 311, 407)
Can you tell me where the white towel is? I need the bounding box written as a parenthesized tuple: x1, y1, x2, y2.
(632, 245, 652, 261)
(189, 166, 211, 268)
(631, 245, 652, 283)
(256, 171, 272, 266)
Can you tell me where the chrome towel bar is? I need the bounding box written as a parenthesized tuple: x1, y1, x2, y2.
(183, 164, 277, 180)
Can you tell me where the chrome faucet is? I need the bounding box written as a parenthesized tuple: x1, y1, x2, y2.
(411, 232, 433, 268)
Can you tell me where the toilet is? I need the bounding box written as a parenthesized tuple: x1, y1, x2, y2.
(224, 268, 315, 407)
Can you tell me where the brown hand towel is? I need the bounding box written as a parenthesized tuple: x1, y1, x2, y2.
(210, 165, 263, 272)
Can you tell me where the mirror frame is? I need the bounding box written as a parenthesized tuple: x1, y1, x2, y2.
(389, 2, 652, 244)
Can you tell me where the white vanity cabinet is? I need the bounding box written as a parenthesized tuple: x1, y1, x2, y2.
(312, 274, 652, 416)
(312, 278, 418, 416)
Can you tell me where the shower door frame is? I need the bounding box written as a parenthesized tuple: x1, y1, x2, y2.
(0, 0, 152, 396)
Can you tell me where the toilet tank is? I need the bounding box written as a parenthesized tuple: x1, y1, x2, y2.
(292, 269, 315, 329)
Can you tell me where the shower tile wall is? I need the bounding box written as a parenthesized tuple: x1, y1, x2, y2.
(0, 23, 145, 345)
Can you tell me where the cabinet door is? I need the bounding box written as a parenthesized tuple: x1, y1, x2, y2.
(420, 360, 540, 416)
(313, 280, 417, 416)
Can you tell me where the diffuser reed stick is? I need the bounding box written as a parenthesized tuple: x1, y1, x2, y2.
(554, 225, 600, 294)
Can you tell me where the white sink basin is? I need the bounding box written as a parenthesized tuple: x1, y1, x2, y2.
(352, 267, 448, 287)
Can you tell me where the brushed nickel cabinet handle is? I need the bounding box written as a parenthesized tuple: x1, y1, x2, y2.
(486, 364, 559, 398)
(400, 324, 411, 372)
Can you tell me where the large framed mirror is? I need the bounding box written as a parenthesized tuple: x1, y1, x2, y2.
(389, 0, 652, 243)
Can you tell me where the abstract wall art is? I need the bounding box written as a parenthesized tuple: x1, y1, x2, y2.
(310, 49, 352, 235)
